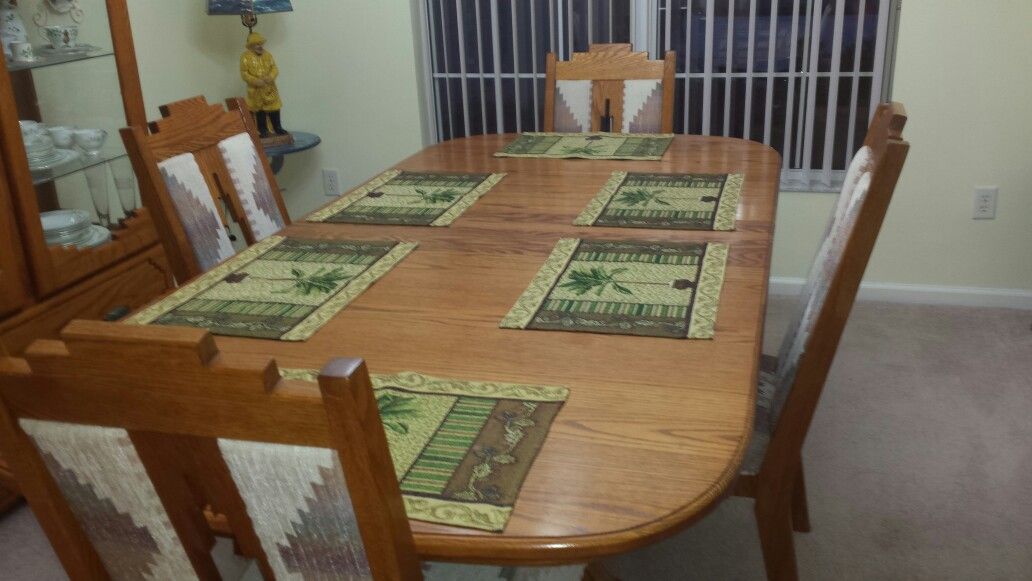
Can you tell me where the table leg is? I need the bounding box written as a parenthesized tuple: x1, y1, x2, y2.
(270, 155, 285, 174)
(0, 484, 21, 513)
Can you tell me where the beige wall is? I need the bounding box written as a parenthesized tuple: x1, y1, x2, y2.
(124, 0, 1031, 292)
(774, 0, 1032, 291)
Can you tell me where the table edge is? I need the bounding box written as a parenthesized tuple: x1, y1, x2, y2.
(412, 425, 750, 565)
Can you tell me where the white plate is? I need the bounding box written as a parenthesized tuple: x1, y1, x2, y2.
(49, 224, 111, 249)
(39, 43, 100, 56)
(29, 148, 79, 172)
(41, 208, 91, 233)
(76, 225, 112, 249)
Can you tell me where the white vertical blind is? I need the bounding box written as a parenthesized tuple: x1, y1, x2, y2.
(423, 0, 897, 190)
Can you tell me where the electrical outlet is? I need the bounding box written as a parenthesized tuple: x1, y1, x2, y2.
(973, 186, 998, 220)
(322, 168, 341, 197)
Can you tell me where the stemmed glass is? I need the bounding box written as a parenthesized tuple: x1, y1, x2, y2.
(109, 157, 137, 219)
(83, 165, 110, 227)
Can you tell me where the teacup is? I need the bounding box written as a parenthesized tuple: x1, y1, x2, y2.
(19, 120, 42, 138)
(73, 128, 107, 153)
(43, 25, 79, 50)
(47, 125, 76, 149)
(10, 41, 34, 63)
(20, 121, 52, 153)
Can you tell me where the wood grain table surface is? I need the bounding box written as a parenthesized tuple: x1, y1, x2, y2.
(183, 133, 781, 564)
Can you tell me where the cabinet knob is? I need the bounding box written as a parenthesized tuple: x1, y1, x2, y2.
(103, 305, 131, 321)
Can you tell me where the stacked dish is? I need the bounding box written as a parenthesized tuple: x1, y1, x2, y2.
(21, 120, 79, 173)
(41, 209, 111, 249)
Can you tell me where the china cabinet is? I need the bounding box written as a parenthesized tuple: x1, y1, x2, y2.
(0, 0, 173, 506)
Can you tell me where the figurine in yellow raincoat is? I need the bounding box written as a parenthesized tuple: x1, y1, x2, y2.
(240, 31, 286, 138)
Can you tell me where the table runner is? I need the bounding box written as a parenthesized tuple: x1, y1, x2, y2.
(501, 238, 728, 339)
(574, 171, 743, 231)
(494, 132, 673, 161)
(126, 236, 415, 341)
(308, 170, 505, 226)
(281, 369, 568, 532)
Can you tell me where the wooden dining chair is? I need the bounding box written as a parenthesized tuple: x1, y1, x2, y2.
(544, 44, 676, 133)
(733, 102, 910, 580)
(0, 321, 586, 580)
(120, 96, 290, 282)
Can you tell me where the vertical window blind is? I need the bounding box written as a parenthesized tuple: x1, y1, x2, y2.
(420, 0, 899, 190)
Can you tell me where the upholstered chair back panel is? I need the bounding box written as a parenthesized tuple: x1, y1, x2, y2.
(219, 439, 373, 580)
(768, 153, 876, 428)
(553, 80, 593, 133)
(217, 132, 286, 242)
(19, 419, 199, 581)
(157, 152, 237, 272)
(621, 79, 664, 133)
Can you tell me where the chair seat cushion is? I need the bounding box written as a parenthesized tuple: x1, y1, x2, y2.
(742, 353, 779, 476)
(425, 562, 586, 581)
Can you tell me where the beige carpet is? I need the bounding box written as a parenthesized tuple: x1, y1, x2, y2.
(2, 299, 1030, 580)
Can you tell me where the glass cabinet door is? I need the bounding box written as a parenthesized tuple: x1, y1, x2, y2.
(0, 0, 151, 296)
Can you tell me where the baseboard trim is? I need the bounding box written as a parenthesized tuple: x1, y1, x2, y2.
(769, 277, 1032, 310)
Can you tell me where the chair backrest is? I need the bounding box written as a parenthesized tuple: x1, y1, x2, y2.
(0, 321, 421, 580)
(120, 96, 290, 282)
(544, 44, 676, 133)
(760, 102, 909, 486)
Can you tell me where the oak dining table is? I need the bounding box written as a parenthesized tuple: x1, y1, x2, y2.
(191, 133, 781, 565)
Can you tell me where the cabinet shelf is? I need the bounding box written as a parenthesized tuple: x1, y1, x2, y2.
(6, 46, 114, 73)
(31, 147, 126, 186)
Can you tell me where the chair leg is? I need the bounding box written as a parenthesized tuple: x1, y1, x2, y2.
(791, 462, 812, 533)
(755, 498, 799, 581)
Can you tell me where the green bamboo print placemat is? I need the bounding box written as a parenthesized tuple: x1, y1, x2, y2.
(574, 172, 743, 231)
(501, 238, 728, 339)
(126, 236, 416, 341)
(308, 170, 505, 226)
(494, 132, 674, 160)
(281, 368, 568, 532)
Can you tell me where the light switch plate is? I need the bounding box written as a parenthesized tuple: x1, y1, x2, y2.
(973, 186, 998, 220)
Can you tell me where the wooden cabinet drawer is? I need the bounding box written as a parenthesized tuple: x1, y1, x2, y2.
(0, 245, 173, 354)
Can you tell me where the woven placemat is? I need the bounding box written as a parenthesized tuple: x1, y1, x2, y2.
(126, 236, 415, 341)
(574, 171, 743, 230)
(281, 369, 568, 532)
(308, 170, 505, 226)
(494, 132, 673, 160)
(501, 238, 728, 339)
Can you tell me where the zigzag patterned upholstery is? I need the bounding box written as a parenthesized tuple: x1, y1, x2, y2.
(553, 80, 593, 133)
(19, 420, 199, 580)
(743, 148, 876, 475)
(219, 440, 373, 579)
(217, 133, 286, 242)
(553, 78, 664, 134)
(157, 152, 236, 272)
(621, 79, 664, 133)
